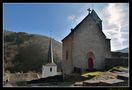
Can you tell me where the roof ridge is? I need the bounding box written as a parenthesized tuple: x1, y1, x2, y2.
(91, 10, 102, 21)
(62, 9, 105, 41)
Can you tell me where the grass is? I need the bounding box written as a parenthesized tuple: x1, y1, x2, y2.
(81, 71, 101, 78)
(108, 66, 128, 72)
(80, 66, 127, 79)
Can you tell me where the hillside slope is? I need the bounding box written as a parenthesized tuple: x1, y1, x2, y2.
(116, 48, 128, 53)
(4, 30, 62, 73)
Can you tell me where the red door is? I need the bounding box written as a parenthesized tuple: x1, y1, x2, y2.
(88, 57, 94, 70)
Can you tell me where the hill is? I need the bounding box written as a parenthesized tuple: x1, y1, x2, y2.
(4, 30, 62, 73)
(116, 48, 128, 53)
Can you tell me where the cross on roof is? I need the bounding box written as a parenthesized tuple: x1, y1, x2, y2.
(87, 8, 91, 14)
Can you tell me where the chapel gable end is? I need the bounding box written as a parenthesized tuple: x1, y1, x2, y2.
(90, 10, 102, 30)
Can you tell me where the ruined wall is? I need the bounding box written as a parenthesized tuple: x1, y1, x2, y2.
(105, 57, 128, 69)
(105, 52, 128, 69)
(4, 72, 39, 83)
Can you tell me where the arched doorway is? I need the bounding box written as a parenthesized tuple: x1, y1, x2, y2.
(87, 52, 95, 71)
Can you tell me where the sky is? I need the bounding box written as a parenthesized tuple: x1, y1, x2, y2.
(3, 3, 129, 51)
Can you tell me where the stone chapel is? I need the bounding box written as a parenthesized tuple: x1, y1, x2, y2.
(62, 9, 111, 75)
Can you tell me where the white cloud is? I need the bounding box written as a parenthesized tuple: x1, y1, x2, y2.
(101, 3, 129, 51)
(67, 15, 76, 21)
(73, 14, 86, 28)
(69, 12, 87, 29)
(66, 3, 129, 51)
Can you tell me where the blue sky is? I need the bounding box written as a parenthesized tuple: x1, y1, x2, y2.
(3, 3, 129, 51)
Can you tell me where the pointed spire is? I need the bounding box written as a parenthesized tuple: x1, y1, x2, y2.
(50, 37, 54, 63)
(47, 36, 54, 63)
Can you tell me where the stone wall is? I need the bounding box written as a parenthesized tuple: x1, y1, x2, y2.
(62, 12, 111, 74)
(72, 15, 111, 70)
(111, 52, 128, 57)
(4, 72, 39, 83)
(62, 33, 74, 74)
(105, 57, 128, 69)
(42, 64, 57, 78)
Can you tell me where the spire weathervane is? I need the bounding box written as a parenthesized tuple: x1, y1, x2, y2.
(87, 8, 91, 14)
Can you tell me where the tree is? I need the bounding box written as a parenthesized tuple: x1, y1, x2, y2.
(4, 32, 30, 45)
(4, 33, 17, 42)
(11, 43, 48, 73)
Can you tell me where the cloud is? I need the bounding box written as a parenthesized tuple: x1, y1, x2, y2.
(122, 40, 129, 46)
(67, 15, 76, 21)
(66, 3, 129, 51)
(69, 12, 87, 29)
(101, 3, 129, 51)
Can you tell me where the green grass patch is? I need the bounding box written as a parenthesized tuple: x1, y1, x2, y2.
(81, 71, 101, 78)
(108, 66, 128, 72)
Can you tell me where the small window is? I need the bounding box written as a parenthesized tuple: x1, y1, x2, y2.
(66, 50, 68, 60)
(50, 67, 52, 72)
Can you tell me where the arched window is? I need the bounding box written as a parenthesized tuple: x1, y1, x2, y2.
(87, 51, 95, 70)
(50, 67, 52, 72)
(66, 50, 68, 60)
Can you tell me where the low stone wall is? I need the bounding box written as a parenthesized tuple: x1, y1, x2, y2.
(4, 72, 40, 83)
(105, 57, 128, 69)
